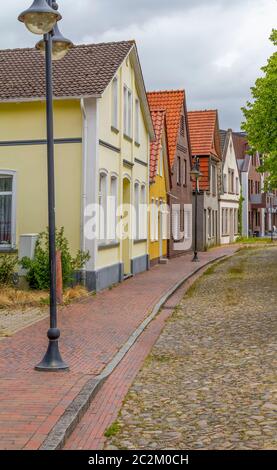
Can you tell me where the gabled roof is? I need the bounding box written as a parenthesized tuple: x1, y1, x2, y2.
(0, 41, 134, 101)
(232, 132, 249, 160)
(149, 109, 167, 182)
(187, 110, 221, 159)
(220, 128, 235, 163)
(0, 40, 155, 140)
(147, 90, 185, 167)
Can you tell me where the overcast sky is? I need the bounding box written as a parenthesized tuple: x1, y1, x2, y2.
(1, 0, 276, 130)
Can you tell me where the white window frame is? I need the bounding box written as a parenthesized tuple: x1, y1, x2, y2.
(172, 204, 180, 241)
(223, 174, 227, 193)
(134, 182, 140, 240)
(0, 170, 16, 249)
(124, 85, 133, 138)
(98, 171, 108, 242)
(108, 175, 118, 241)
(184, 207, 192, 240)
(161, 202, 169, 240)
(236, 177, 239, 195)
(135, 98, 140, 144)
(208, 208, 212, 239)
(139, 184, 147, 239)
(150, 198, 155, 242)
(111, 76, 118, 130)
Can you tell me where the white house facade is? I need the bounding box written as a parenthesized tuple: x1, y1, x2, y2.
(219, 130, 240, 244)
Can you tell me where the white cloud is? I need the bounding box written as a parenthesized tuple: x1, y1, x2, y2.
(0, 0, 276, 129)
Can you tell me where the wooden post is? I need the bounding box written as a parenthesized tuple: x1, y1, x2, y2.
(56, 250, 63, 304)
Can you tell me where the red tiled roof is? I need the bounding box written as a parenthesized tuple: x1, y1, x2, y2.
(149, 109, 166, 182)
(187, 110, 220, 158)
(232, 132, 249, 160)
(147, 90, 184, 167)
(0, 41, 134, 101)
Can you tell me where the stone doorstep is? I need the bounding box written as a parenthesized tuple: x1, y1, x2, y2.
(39, 250, 237, 451)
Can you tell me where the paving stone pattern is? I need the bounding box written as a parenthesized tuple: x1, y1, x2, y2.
(106, 247, 277, 450)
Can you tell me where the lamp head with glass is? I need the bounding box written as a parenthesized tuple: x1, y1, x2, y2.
(36, 23, 73, 60)
(18, 0, 61, 35)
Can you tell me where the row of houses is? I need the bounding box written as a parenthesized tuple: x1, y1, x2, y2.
(0, 40, 276, 291)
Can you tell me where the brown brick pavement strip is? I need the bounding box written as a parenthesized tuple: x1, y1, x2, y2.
(64, 270, 206, 450)
(0, 246, 236, 450)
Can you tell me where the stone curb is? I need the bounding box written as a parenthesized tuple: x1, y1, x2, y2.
(40, 251, 237, 450)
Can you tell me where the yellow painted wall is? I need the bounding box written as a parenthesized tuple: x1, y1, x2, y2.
(0, 100, 82, 254)
(97, 52, 149, 271)
(149, 147, 168, 261)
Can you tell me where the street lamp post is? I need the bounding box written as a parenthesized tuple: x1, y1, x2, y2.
(18, 0, 72, 371)
(191, 157, 202, 262)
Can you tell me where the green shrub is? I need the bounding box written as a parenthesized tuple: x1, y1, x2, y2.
(21, 227, 90, 290)
(0, 255, 18, 286)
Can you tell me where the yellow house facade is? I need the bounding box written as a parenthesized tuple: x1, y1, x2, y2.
(148, 110, 170, 264)
(0, 41, 154, 291)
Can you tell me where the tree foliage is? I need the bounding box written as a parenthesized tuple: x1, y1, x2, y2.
(242, 29, 277, 189)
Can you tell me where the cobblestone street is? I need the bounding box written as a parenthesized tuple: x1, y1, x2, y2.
(106, 247, 277, 450)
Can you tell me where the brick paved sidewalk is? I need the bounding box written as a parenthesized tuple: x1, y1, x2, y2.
(0, 246, 236, 450)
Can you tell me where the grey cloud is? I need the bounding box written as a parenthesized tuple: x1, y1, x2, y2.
(0, 0, 275, 130)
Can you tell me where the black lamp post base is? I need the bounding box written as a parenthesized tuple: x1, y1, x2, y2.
(192, 252, 200, 262)
(35, 339, 69, 372)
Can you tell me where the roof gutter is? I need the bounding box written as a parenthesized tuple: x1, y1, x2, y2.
(0, 94, 102, 104)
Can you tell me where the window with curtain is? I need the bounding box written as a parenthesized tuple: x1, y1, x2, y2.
(223, 174, 227, 193)
(140, 185, 147, 239)
(123, 86, 128, 135)
(155, 201, 159, 241)
(111, 77, 118, 129)
(134, 183, 140, 240)
(124, 86, 132, 138)
(150, 198, 155, 241)
(234, 209, 238, 234)
(184, 208, 192, 240)
(135, 99, 140, 143)
(208, 209, 212, 238)
(236, 177, 239, 195)
(0, 174, 14, 247)
(99, 173, 107, 241)
(172, 204, 180, 241)
(108, 176, 117, 240)
(161, 202, 169, 240)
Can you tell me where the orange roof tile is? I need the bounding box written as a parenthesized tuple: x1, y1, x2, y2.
(187, 110, 220, 158)
(149, 109, 166, 182)
(147, 90, 184, 167)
